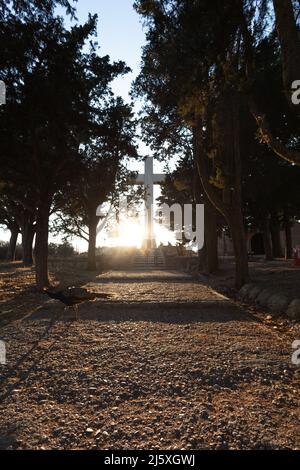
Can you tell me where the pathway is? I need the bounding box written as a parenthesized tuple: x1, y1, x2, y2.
(0, 270, 299, 449)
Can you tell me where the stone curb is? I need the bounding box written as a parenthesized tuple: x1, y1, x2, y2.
(238, 283, 300, 320)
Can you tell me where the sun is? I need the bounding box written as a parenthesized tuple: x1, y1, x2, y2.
(71, 211, 177, 252)
(102, 218, 176, 249)
(113, 219, 145, 248)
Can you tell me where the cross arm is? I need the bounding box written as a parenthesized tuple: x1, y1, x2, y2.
(153, 174, 166, 184)
(129, 174, 145, 185)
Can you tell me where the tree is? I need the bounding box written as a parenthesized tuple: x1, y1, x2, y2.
(272, 0, 300, 107)
(0, 0, 76, 19)
(0, 10, 130, 287)
(0, 179, 37, 264)
(0, 201, 20, 261)
(241, 35, 300, 260)
(48, 241, 76, 258)
(52, 98, 137, 271)
(238, 0, 300, 166)
(134, 0, 300, 286)
(134, 0, 251, 287)
(159, 155, 220, 274)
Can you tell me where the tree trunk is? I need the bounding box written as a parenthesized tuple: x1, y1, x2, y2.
(230, 211, 249, 289)
(198, 244, 206, 272)
(270, 214, 283, 258)
(87, 214, 98, 271)
(196, 184, 219, 275)
(193, 94, 249, 288)
(22, 221, 35, 267)
(203, 200, 219, 273)
(283, 207, 293, 259)
(35, 198, 51, 289)
(262, 216, 273, 261)
(6, 225, 19, 261)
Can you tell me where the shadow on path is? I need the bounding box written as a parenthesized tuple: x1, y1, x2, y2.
(27, 301, 253, 324)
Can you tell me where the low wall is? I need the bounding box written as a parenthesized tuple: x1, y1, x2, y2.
(48, 252, 199, 272)
(164, 255, 198, 272)
(48, 254, 135, 271)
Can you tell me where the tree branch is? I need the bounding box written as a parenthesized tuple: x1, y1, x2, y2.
(193, 124, 231, 221)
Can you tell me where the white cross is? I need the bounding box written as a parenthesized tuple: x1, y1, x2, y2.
(130, 157, 165, 249)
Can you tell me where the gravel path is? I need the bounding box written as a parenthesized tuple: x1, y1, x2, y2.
(0, 270, 299, 450)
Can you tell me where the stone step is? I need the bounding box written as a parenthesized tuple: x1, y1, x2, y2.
(133, 250, 165, 269)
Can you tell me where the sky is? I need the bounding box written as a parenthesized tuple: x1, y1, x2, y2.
(63, 0, 145, 105)
(66, 0, 157, 169)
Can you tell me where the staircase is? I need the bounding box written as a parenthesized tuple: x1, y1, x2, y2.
(133, 249, 165, 269)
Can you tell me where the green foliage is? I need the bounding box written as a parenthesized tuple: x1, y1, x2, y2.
(0, 0, 137, 283)
(0, 0, 77, 20)
(51, 95, 138, 243)
(134, 0, 300, 201)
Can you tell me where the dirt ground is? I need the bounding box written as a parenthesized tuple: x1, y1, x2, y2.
(0, 263, 299, 450)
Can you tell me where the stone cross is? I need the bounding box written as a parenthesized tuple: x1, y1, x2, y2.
(130, 157, 165, 249)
